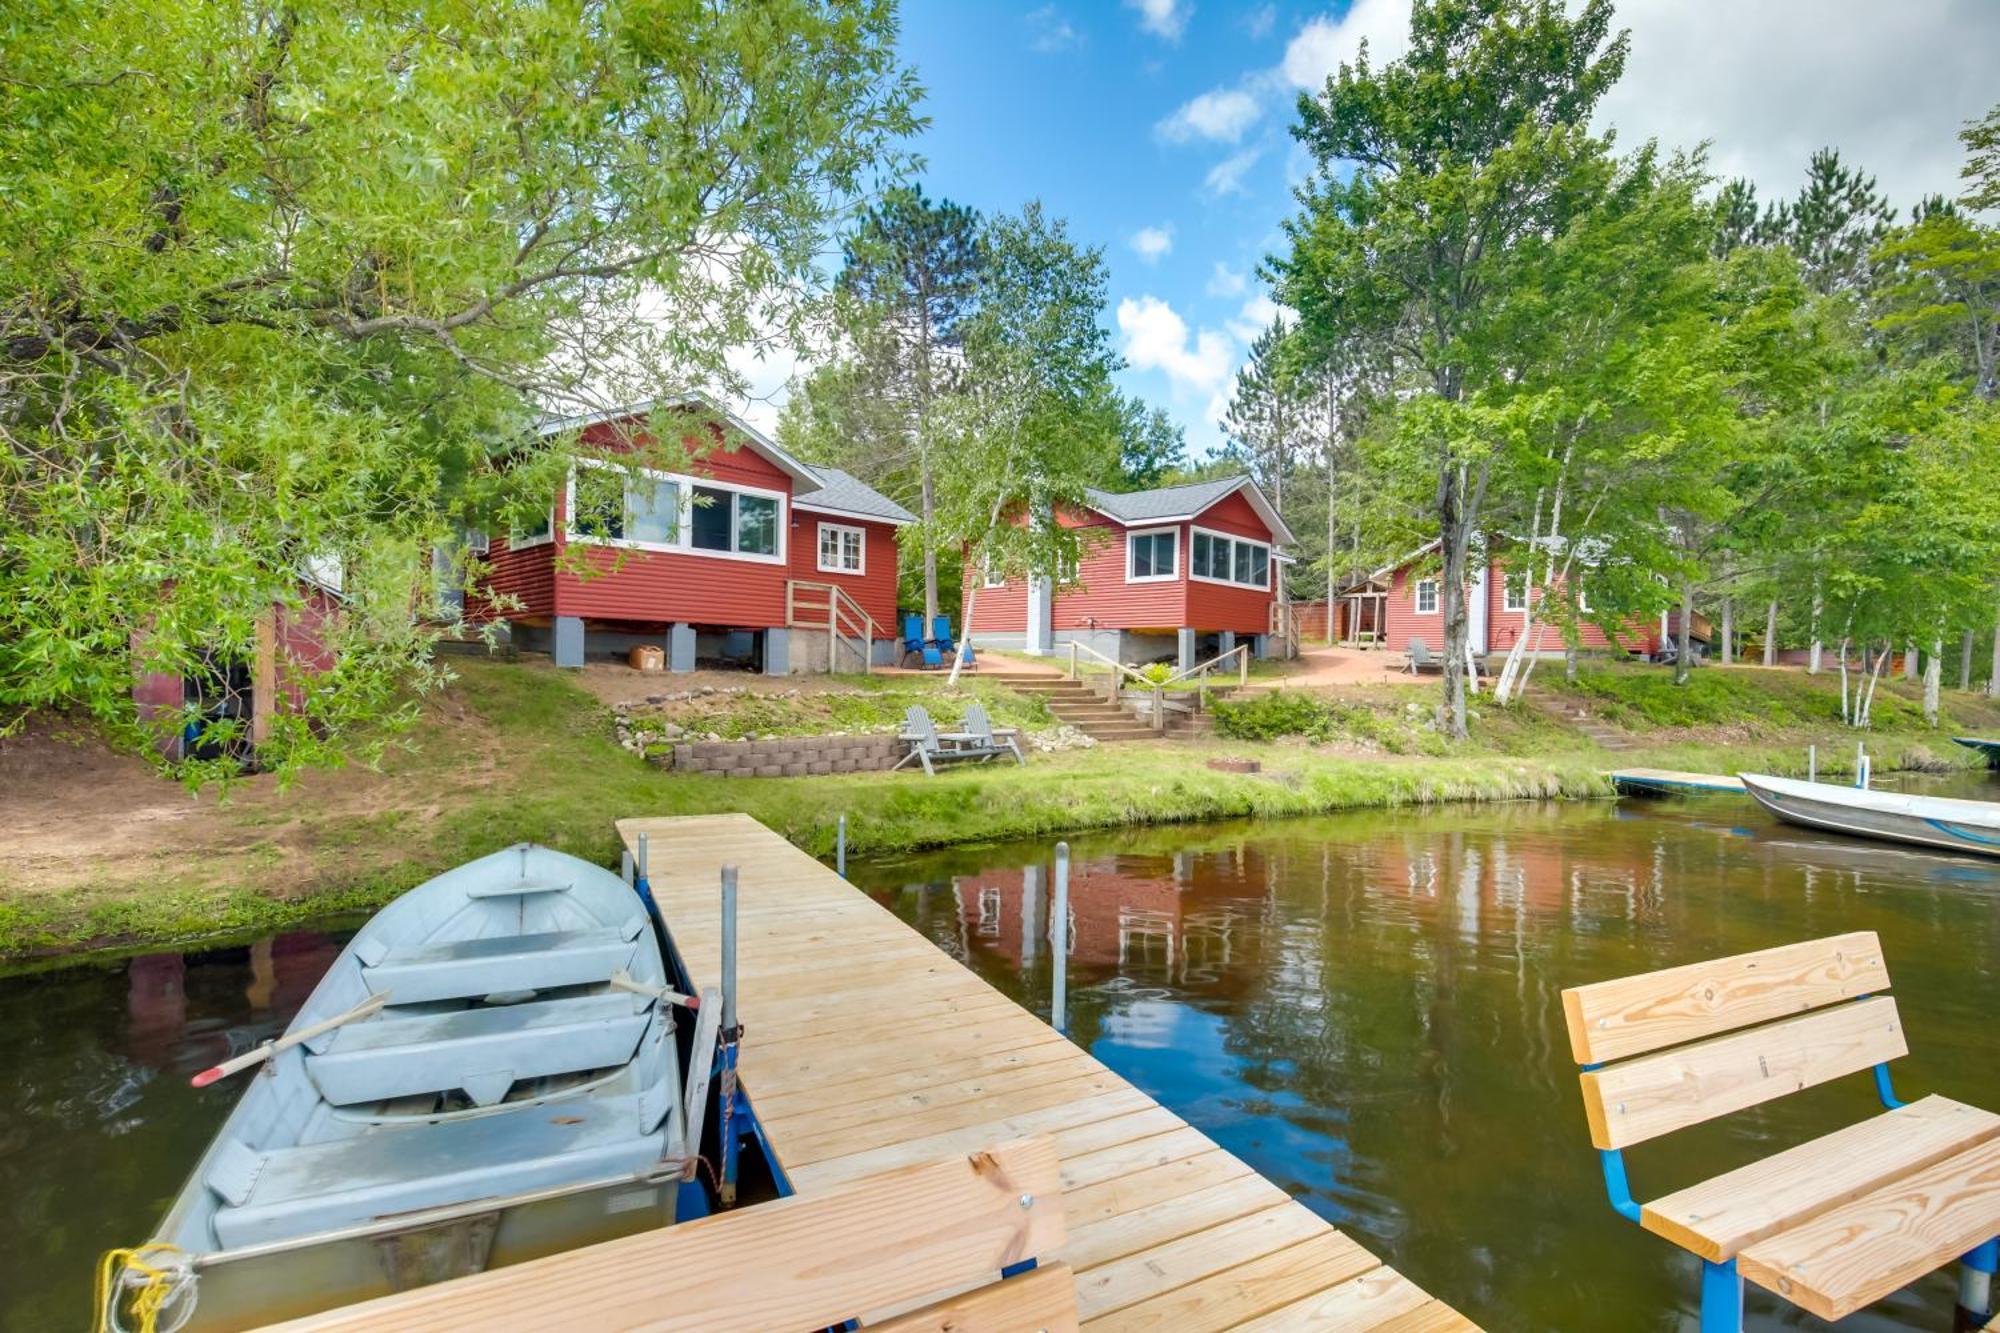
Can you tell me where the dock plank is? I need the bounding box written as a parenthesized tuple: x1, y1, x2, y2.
(610, 813, 1476, 1333)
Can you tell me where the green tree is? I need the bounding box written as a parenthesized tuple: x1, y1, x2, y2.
(939, 204, 1127, 682)
(829, 186, 986, 624)
(1222, 321, 1313, 510)
(1272, 0, 1630, 738)
(1764, 148, 1897, 296)
(1, 0, 918, 779)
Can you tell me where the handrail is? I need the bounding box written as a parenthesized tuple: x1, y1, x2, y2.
(786, 580, 877, 674)
(1162, 642, 1251, 711)
(1065, 639, 1166, 733)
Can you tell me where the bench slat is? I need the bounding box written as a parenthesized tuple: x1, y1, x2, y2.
(1642, 1094, 2000, 1260)
(1562, 931, 1888, 1065)
(1578, 997, 1906, 1149)
(868, 1262, 1078, 1332)
(261, 1136, 1064, 1332)
(1738, 1135, 2000, 1321)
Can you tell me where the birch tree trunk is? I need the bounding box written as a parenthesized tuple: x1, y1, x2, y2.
(1324, 438, 1337, 647)
(1904, 639, 1919, 683)
(1720, 597, 1734, 665)
(1764, 599, 1778, 667)
(1808, 579, 1823, 674)
(1961, 629, 1974, 692)
(1991, 596, 2000, 698)
(1673, 580, 1696, 686)
(1923, 635, 1943, 727)
(1838, 637, 1852, 724)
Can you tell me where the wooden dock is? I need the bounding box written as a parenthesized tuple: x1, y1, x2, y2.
(1608, 767, 1746, 795)
(606, 812, 1477, 1330)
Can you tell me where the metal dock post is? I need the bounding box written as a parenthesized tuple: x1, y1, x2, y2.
(1051, 841, 1069, 1034)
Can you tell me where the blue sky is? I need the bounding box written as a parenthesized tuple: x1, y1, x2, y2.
(730, 2, 1999, 458)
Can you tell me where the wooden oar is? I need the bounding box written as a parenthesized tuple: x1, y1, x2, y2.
(190, 992, 390, 1088)
(609, 969, 700, 1009)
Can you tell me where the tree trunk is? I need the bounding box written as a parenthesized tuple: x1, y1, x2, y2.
(1673, 581, 1696, 686)
(1923, 635, 1942, 727)
(1808, 579, 1823, 674)
(1720, 596, 1734, 665)
(1961, 629, 1975, 692)
(1990, 595, 2000, 698)
(1763, 599, 1778, 667)
(1438, 490, 1471, 741)
(920, 463, 939, 626)
(1904, 638, 1919, 683)
(1838, 637, 1852, 724)
(1324, 438, 1337, 647)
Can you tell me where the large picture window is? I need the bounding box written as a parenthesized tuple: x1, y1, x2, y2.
(1189, 526, 1272, 590)
(818, 523, 865, 574)
(1127, 528, 1178, 581)
(567, 462, 784, 562)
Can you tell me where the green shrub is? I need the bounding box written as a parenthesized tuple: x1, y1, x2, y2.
(1212, 690, 1339, 742)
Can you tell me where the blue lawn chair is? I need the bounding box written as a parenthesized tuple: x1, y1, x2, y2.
(904, 613, 942, 668)
(930, 615, 956, 655)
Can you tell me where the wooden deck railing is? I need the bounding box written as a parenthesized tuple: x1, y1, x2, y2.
(1065, 639, 1168, 733)
(785, 580, 876, 674)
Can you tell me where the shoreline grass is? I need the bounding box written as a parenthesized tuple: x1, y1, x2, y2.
(5, 657, 1993, 969)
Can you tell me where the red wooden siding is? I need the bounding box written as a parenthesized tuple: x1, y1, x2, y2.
(476, 407, 904, 634)
(965, 489, 1280, 635)
(1377, 559, 1660, 655)
(788, 513, 900, 634)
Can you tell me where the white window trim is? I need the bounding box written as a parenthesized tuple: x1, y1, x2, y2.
(1414, 577, 1440, 615)
(982, 557, 1005, 589)
(510, 513, 556, 549)
(816, 521, 866, 576)
(1502, 573, 1529, 614)
(563, 460, 787, 565)
(1187, 524, 1272, 591)
(1576, 586, 1592, 613)
(1125, 526, 1180, 584)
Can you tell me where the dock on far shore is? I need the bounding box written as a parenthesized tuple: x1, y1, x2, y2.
(1608, 767, 1747, 795)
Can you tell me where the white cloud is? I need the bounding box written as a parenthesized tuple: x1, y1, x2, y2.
(1126, 0, 1190, 42)
(1206, 262, 1248, 298)
(1244, 4, 1277, 40)
(1129, 224, 1175, 264)
(1203, 146, 1264, 197)
(1026, 5, 1083, 54)
(1594, 0, 2000, 211)
(1227, 293, 1282, 344)
(1281, 0, 1412, 90)
(1118, 296, 1235, 396)
(1157, 88, 1262, 144)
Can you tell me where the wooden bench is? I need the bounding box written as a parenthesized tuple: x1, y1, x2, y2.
(1562, 932, 2000, 1331)
(259, 1136, 1076, 1331)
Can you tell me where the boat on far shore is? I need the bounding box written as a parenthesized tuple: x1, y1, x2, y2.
(1739, 772, 2000, 859)
(1953, 736, 2000, 768)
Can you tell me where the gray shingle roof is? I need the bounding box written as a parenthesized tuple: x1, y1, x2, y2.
(795, 466, 917, 525)
(1084, 475, 1295, 545)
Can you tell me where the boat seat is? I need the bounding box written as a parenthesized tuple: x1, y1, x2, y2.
(209, 1094, 668, 1251)
(304, 993, 653, 1107)
(360, 923, 643, 1004)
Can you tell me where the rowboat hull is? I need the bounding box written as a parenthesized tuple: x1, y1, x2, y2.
(1954, 736, 2000, 769)
(1739, 773, 2000, 859)
(111, 844, 689, 1332)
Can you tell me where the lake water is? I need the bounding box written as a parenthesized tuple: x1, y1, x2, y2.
(6, 772, 1999, 1330)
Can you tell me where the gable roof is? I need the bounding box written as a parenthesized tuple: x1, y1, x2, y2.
(538, 392, 821, 489)
(793, 465, 916, 526)
(1083, 475, 1296, 546)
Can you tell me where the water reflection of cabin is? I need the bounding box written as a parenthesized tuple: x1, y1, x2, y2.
(950, 856, 1245, 984)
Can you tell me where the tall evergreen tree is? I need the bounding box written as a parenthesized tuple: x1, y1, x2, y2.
(832, 187, 986, 624)
(1766, 148, 1897, 296)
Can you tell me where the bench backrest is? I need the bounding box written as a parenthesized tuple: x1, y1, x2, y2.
(1562, 932, 1902, 1150)
(905, 704, 939, 748)
(962, 700, 994, 742)
(1409, 637, 1433, 663)
(268, 1136, 1070, 1332)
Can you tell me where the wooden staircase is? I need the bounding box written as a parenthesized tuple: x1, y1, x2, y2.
(1526, 686, 1636, 752)
(980, 672, 1160, 742)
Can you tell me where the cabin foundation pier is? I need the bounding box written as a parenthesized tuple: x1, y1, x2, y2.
(1177, 627, 1196, 672)
(762, 628, 790, 676)
(667, 623, 696, 673)
(552, 615, 584, 669)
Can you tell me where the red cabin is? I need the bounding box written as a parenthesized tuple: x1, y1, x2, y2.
(965, 476, 1294, 668)
(1339, 542, 1687, 660)
(476, 396, 912, 673)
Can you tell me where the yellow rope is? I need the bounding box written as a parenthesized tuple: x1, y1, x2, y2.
(94, 1244, 191, 1333)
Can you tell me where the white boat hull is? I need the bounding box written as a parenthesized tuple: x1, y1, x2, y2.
(1739, 773, 2000, 859)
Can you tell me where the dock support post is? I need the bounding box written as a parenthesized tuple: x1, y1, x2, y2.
(1051, 842, 1069, 1034)
(1807, 744, 1816, 783)
(1699, 1258, 1742, 1333)
(621, 849, 633, 886)
(718, 865, 741, 1206)
(836, 814, 847, 879)
(1958, 1237, 1997, 1327)
(1855, 742, 1866, 788)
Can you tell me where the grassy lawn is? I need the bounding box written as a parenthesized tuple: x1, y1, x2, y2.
(3, 655, 1992, 964)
